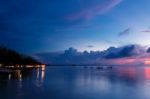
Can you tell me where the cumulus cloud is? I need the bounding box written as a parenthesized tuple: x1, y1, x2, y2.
(34, 44, 150, 66)
(104, 44, 146, 59)
(147, 47, 150, 53)
(118, 28, 131, 36)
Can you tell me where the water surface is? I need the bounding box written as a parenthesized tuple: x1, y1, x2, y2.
(0, 66, 150, 99)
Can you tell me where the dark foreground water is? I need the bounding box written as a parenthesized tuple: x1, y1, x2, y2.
(1, 66, 150, 99)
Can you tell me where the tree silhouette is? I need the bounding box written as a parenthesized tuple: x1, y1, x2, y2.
(0, 46, 41, 67)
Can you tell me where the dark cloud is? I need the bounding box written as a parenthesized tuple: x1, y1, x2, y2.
(141, 27, 150, 33)
(141, 30, 150, 33)
(87, 45, 94, 48)
(34, 44, 147, 65)
(35, 47, 103, 64)
(147, 47, 150, 53)
(104, 44, 145, 59)
(118, 28, 131, 36)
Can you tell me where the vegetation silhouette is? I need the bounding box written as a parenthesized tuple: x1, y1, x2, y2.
(0, 46, 42, 68)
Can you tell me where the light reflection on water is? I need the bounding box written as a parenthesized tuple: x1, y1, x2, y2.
(1, 66, 150, 99)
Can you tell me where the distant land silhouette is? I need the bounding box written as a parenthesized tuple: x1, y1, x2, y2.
(0, 46, 42, 68)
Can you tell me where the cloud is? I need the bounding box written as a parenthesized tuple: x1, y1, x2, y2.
(141, 30, 150, 33)
(147, 47, 150, 53)
(87, 45, 94, 48)
(141, 27, 150, 33)
(118, 28, 131, 36)
(65, 0, 123, 21)
(104, 44, 146, 59)
(35, 44, 150, 66)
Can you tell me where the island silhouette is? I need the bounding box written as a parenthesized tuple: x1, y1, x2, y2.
(0, 46, 43, 70)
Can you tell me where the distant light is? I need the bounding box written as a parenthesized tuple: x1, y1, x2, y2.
(8, 74, 11, 80)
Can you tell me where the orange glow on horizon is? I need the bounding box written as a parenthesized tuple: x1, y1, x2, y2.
(109, 57, 150, 66)
(144, 60, 150, 65)
(144, 68, 150, 79)
(111, 58, 136, 65)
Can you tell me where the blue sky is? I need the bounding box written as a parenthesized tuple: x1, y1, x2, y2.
(1, 0, 150, 54)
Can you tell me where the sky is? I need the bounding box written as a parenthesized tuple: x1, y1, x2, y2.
(1, 0, 150, 54)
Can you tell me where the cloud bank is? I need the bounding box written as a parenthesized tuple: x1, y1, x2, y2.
(34, 44, 150, 66)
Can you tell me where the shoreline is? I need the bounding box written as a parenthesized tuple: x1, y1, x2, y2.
(0, 65, 45, 73)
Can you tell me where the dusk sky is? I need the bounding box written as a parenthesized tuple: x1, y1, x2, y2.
(1, 0, 150, 54)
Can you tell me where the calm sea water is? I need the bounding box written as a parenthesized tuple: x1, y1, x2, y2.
(0, 66, 150, 99)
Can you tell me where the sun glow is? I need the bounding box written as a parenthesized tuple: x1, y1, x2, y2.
(144, 68, 150, 79)
(144, 60, 150, 65)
